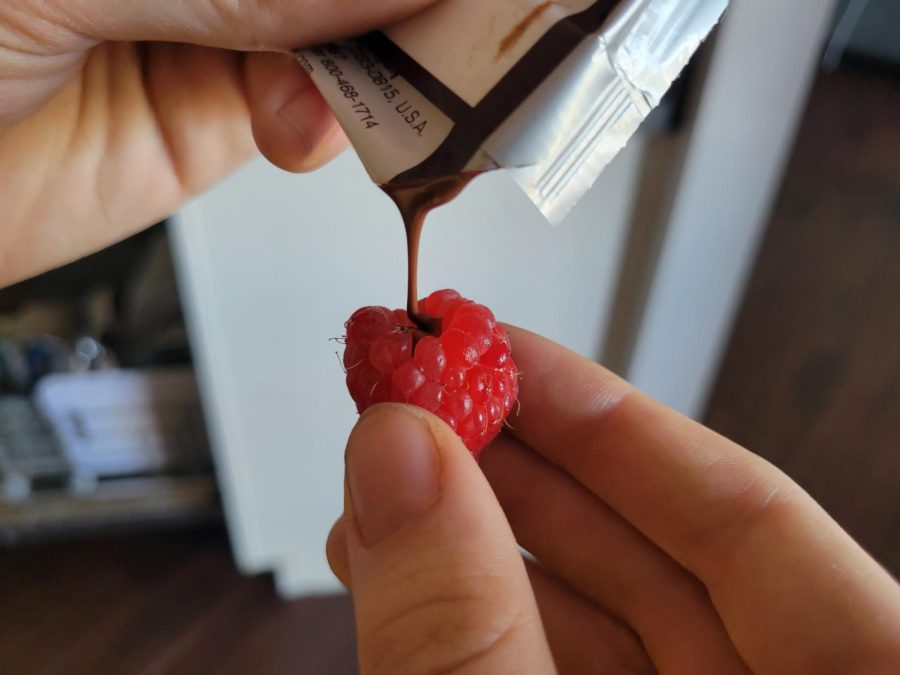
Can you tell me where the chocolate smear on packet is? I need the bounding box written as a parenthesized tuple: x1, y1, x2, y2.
(496, 1, 556, 60)
(363, 0, 623, 184)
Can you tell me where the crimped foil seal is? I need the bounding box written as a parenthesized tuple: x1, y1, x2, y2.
(297, 0, 728, 224)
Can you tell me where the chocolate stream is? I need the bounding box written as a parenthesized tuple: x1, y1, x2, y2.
(382, 173, 479, 323)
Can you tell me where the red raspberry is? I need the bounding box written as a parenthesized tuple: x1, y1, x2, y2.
(343, 290, 518, 458)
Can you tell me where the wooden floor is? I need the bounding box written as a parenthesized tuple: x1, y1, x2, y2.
(1, 67, 898, 674)
(704, 66, 900, 577)
(0, 527, 358, 674)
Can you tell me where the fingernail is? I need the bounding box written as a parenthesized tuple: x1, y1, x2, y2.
(278, 87, 333, 153)
(346, 405, 440, 545)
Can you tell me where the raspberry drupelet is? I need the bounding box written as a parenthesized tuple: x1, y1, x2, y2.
(343, 289, 518, 458)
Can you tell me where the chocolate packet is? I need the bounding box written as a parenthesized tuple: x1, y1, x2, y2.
(296, 0, 728, 224)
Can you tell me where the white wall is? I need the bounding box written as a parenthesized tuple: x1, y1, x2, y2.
(626, 0, 838, 418)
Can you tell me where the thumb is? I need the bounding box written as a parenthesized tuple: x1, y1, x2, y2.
(340, 404, 555, 675)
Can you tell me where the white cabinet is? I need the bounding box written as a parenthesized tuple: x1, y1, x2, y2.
(171, 0, 837, 595)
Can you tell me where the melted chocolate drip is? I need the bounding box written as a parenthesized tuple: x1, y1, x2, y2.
(382, 173, 479, 325)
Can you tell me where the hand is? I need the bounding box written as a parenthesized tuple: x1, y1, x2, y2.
(327, 326, 900, 674)
(0, 0, 432, 286)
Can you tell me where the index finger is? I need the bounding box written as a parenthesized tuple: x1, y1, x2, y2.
(504, 325, 900, 673)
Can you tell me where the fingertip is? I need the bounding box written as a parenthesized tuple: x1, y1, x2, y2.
(326, 516, 351, 589)
(345, 404, 441, 545)
(243, 51, 348, 173)
(270, 91, 348, 173)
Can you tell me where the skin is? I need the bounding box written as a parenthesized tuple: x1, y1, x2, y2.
(4, 3, 899, 673)
(328, 327, 900, 674)
(0, 0, 435, 286)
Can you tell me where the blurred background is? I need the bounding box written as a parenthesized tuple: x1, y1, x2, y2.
(1, 1, 898, 673)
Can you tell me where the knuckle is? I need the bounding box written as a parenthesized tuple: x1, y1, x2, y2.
(689, 465, 799, 571)
(362, 563, 530, 674)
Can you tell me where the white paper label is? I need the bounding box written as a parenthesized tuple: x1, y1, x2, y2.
(297, 44, 454, 182)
